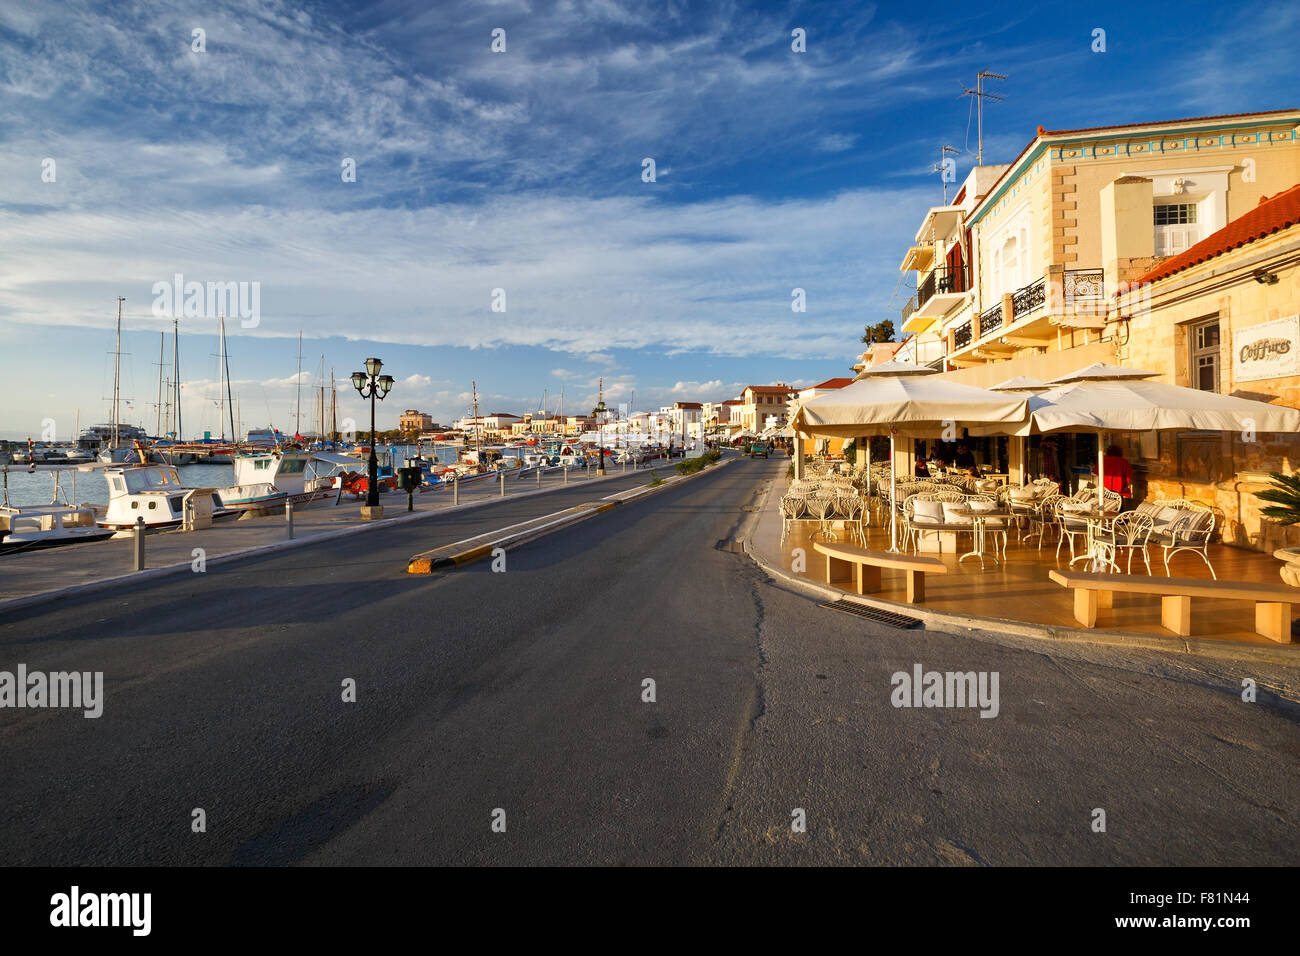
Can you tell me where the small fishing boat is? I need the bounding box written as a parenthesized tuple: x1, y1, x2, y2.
(1, 466, 115, 552)
(1, 506, 115, 553)
(96, 462, 238, 532)
(223, 450, 340, 510)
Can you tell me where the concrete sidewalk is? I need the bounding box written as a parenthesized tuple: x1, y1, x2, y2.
(0, 461, 668, 611)
(743, 471, 1300, 666)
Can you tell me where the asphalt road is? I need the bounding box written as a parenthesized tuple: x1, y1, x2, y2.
(1, 455, 1296, 865)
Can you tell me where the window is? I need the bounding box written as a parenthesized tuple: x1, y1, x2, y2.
(1154, 203, 1197, 225)
(1189, 316, 1220, 392)
(1155, 203, 1201, 255)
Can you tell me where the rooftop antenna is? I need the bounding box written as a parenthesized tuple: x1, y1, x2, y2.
(960, 70, 1006, 165)
(930, 145, 961, 203)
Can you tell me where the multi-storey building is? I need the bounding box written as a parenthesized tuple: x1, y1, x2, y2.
(889, 109, 1300, 552)
(897, 109, 1300, 378)
(398, 409, 434, 433)
(739, 384, 797, 431)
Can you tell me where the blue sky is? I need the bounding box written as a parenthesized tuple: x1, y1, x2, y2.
(2, 0, 1298, 438)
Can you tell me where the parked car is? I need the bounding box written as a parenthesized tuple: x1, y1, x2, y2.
(748, 442, 770, 458)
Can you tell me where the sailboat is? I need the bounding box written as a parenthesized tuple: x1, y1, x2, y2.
(90, 298, 164, 463)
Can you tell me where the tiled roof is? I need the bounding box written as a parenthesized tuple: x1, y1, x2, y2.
(1042, 108, 1298, 137)
(808, 377, 854, 390)
(1134, 182, 1300, 285)
(971, 109, 1299, 227)
(745, 385, 795, 393)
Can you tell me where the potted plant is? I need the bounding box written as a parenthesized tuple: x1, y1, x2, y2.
(1256, 471, 1300, 586)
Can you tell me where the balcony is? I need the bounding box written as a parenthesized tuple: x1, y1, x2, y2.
(900, 294, 919, 327)
(903, 266, 970, 334)
(918, 266, 964, 309)
(1059, 269, 1107, 325)
(979, 302, 1003, 336)
(1012, 277, 1046, 321)
(953, 320, 973, 350)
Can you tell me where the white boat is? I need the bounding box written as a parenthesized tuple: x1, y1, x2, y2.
(224, 451, 339, 509)
(97, 463, 237, 531)
(1, 506, 115, 552)
(1, 467, 115, 551)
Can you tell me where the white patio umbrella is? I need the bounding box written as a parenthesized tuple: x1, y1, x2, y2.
(972, 366, 1300, 507)
(793, 368, 1028, 551)
(988, 375, 1051, 392)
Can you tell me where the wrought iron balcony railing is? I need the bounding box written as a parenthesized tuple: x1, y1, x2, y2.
(979, 302, 1003, 336)
(953, 320, 973, 350)
(1012, 277, 1046, 320)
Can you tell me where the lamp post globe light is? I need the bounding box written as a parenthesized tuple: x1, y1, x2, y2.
(352, 357, 394, 519)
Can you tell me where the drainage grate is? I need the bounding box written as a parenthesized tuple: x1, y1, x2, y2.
(819, 598, 921, 629)
(715, 538, 745, 553)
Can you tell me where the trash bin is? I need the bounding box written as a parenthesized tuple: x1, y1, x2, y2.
(397, 466, 423, 491)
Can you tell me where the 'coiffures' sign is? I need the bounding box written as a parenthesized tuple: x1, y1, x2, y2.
(1233, 315, 1299, 383)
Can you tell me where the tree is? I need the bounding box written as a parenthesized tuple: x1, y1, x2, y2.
(862, 320, 895, 345)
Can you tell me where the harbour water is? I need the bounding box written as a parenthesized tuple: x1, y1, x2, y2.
(1, 443, 459, 508)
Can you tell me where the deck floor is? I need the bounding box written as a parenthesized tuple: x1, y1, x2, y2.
(777, 491, 1298, 647)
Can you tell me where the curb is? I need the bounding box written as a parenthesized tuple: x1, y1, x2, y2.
(406, 454, 738, 573)
(741, 478, 1300, 668)
(0, 464, 679, 616)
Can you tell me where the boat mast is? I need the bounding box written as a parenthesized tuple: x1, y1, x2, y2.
(217, 312, 227, 442)
(330, 368, 337, 443)
(155, 331, 164, 436)
(294, 330, 303, 438)
(173, 316, 182, 441)
(224, 315, 236, 442)
(112, 296, 124, 448)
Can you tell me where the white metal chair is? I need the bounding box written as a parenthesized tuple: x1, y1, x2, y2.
(1095, 512, 1154, 574)
(1135, 499, 1217, 579)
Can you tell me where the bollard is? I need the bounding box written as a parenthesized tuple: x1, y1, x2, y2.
(453, 473, 459, 505)
(407, 487, 414, 512)
(623, 457, 627, 473)
(537, 466, 542, 488)
(285, 498, 294, 540)
(499, 470, 506, 497)
(132, 516, 145, 571)
(563, 464, 568, 484)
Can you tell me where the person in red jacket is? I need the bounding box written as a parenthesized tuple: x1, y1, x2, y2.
(1094, 444, 1133, 504)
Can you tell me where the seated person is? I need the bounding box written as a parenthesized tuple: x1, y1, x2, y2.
(914, 458, 931, 477)
(953, 443, 977, 470)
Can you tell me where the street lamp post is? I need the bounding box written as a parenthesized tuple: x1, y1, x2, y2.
(351, 357, 394, 519)
(593, 379, 607, 476)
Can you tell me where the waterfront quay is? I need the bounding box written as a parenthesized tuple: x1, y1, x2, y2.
(0, 461, 668, 611)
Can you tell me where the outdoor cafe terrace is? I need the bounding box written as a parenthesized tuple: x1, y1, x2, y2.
(771, 465, 1296, 648)
(781, 361, 1300, 649)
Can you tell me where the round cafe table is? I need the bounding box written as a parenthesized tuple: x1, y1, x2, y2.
(948, 506, 1011, 570)
(1064, 508, 1122, 571)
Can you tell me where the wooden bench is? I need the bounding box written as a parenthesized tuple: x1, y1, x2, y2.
(812, 541, 946, 603)
(1049, 570, 1296, 643)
